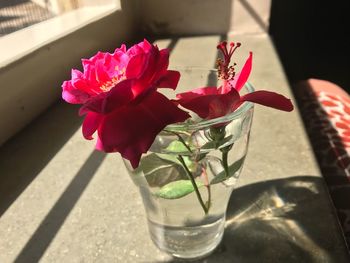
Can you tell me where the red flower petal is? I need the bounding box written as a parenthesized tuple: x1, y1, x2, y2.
(79, 79, 134, 115)
(82, 112, 103, 140)
(157, 70, 180, 90)
(177, 87, 219, 100)
(176, 87, 240, 119)
(240, 90, 294, 111)
(230, 52, 252, 91)
(62, 80, 90, 104)
(98, 91, 190, 168)
(150, 49, 170, 82)
(125, 53, 148, 79)
(208, 90, 240, 119)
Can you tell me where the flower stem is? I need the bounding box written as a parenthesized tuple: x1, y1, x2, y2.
(201, 167, 211, 210)
(221, 144, 233, 179)
(222, 150, 229, 178)
(178, 155, 208, 215)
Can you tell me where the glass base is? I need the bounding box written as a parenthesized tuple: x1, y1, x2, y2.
(148, 217, 225, 259)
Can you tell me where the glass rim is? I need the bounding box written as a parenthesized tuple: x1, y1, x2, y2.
(166, 82, 255, 131)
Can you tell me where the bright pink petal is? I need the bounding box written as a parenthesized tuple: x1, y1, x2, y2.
(127, 40, 150, 57)
(157, 70, 180, 89)
(98, 91, 190, 168)
(82, 112, 103, 140)
(230, 52, 253, 91)
(95, 60, 111, 84)
(95, 136, 104, 151)
(81, 52, 105, 70)
(114, 44, 127, 53)
(240, 90, 294, 111)
(111, 50, 129, 70)
(138, 39, 153, 53)
(136, 44, 161, 83)
(62, 80, 90, 104)
(83, 63, 100, 88)
(99, 53, 119, 79)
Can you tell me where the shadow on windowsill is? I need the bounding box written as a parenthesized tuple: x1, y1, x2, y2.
(0, 100, 81, 217)
(167, 176, 350, 262)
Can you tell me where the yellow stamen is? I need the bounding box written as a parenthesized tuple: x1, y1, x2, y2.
(99, 67, 126, 92)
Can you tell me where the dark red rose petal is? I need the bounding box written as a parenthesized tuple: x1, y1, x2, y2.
(98, 91, 190, 168)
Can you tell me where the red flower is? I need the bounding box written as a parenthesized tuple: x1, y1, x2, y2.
(175, 41, 293, 119)
(62, 40, 190, 168)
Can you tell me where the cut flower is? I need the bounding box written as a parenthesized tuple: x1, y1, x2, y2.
(62, 40, 190, 168)
(61, 39, 294, 171)
(176, 41, 293, 119)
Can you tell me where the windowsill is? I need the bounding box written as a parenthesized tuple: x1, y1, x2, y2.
(0, 1, 133, 146)
(0, 4, 119, 68)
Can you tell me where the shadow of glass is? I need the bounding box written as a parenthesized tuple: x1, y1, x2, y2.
(0, 101, 82, 216)
(166, 176, 350, 262)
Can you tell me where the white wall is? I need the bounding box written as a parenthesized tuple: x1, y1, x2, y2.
(122, 0, 271, 36)
(0, 5, 134, 145)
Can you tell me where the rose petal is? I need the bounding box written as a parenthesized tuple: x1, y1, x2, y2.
(150, 48, 170, 82)
(138, 39, 153, 53)
(82, 51, 105, 67)
(62, 80, 90, 104)
(82, 111, 103, 140)
(111, 50, 129, 71)
(115, 44, 127, 53)
(95, 59, 111, 84)
(103, 79, 135, 113)
(126, 53, 148, 79)
(240, 90, 294, 111)
(157, 70, 180, 90)
(98, 91, 190, 168)
(95, 136, 104, 151)
(79, 79, 134, 114)
(127, 40, 150, 57)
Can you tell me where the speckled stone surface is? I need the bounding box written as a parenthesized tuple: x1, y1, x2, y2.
(0, 34, 349, 262)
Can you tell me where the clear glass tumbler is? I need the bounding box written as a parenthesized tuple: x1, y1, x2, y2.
(124, 68, 254, 259)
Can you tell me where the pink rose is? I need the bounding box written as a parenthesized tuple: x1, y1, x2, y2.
(62, 40, 190, 168)
(175, 42, 293, 119)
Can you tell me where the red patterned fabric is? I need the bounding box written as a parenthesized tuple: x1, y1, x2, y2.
(296, 79, 350, 248)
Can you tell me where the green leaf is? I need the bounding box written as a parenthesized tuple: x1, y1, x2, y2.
(202, 135, 233, 150)
(210, 156, 245, 185)
(157, 153, 195, 171)
(155, 180, 204, 199)
(140, 154, 187, 187)
(196, 153, 208, 162)
(166, 140, 192, 153)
